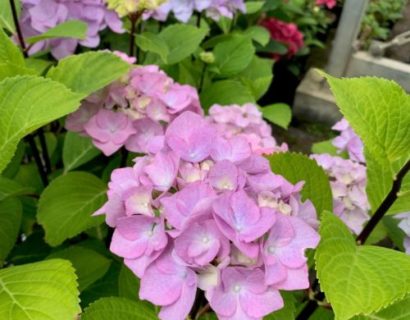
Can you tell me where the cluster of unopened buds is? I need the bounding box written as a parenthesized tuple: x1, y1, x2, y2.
(95, 110, 320, 319)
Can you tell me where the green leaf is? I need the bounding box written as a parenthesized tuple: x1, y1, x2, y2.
(0, 259, 80, 320)
(261, 103, 292, 129)
(238, 56, 273, 100)
(311, 139, 339, 156)
(244, 26, 271, 46)
(37, 172, 107, 246)
(324, 75, 410, 213)
(0, 176, 34, 201)
(0, 75, 81, 173)
(135, 32, 169, 63)
(315, 212, 410, 320)
(82, 297, 157, 320)
(0, 27, 24, 65)
(48, 245, 111, 291)
(268, 152, 333, 215)
(352, 295, 410, 319)
(24, 58, 53, 75)
(0, 62, 36, 81)
(47, 51, 131, 97)
(0, 197, 22, 263)
(63, 132, 101, 173)
(211, 35, 255, 77)
(0, 0, 20, 33)
(118, 265, 140, 300)
(246, 1, 266, 14)
(265, 292, 296, 319)
(159, 24, 208, 65)
(26, 20, 87, 44)
(200, 80, 255, 111)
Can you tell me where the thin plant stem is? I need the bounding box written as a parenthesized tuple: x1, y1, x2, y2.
(198, 64, 207, 93)
(26, 135, 49, 186)
(356, 160, 410, 244)
(9, 0, 27, 56)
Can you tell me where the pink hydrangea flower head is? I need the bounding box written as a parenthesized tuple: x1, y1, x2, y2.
(19, 0, 123, 59)
(260, 18, 304, 60)
(206, 267, 284, 320)
(95, 109, 320, 319)
(66, 55, 202, 156)
(332, 118, 365, 163)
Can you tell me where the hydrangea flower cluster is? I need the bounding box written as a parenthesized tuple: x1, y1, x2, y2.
(332, 118, 365, 163)
(260, 18, 304, 60)
(65, 53, 202, 156)
(96, 110, 320, 320)
(19, 0, 123, 59)
(147, 0, 246, 23)
(311, 154, 369, 234)
(208, 103, 288, 156)
(316, 0, 337, 9)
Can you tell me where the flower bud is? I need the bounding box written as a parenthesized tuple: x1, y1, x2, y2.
(199, 51, 215, 64)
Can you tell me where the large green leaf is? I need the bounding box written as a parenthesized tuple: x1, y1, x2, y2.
(82, 297, 157, 320)
(315, 212, 410, 320)
(352, 295, 410, 319)
(0, 259, 80, 320)
(238, 56, 273, 100)
(324, 75, 410, 213)
(159, 24, 208, 65)
(37, 172, 107, 246)
(211, 35, 255, 77)
(47, 51, 131, 97)
(26, 20, 87, 44)
(200, 80, 255, 111)
(63, 132, 101, 172)
(0, 176, 34, 201)
(0, 197, 22, 263)
(268, 152, 333, 216)
(0, 28, 24, 66)
(0, 62, 36, 81)
(48, 245, 111, 291)
(0, 75, 81, 173)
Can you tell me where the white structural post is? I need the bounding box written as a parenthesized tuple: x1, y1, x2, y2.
(326, 0, 369, 76)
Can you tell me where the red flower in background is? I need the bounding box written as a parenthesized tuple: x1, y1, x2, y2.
(316, 0, 336, 9)
(260, 18, 304, 60)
